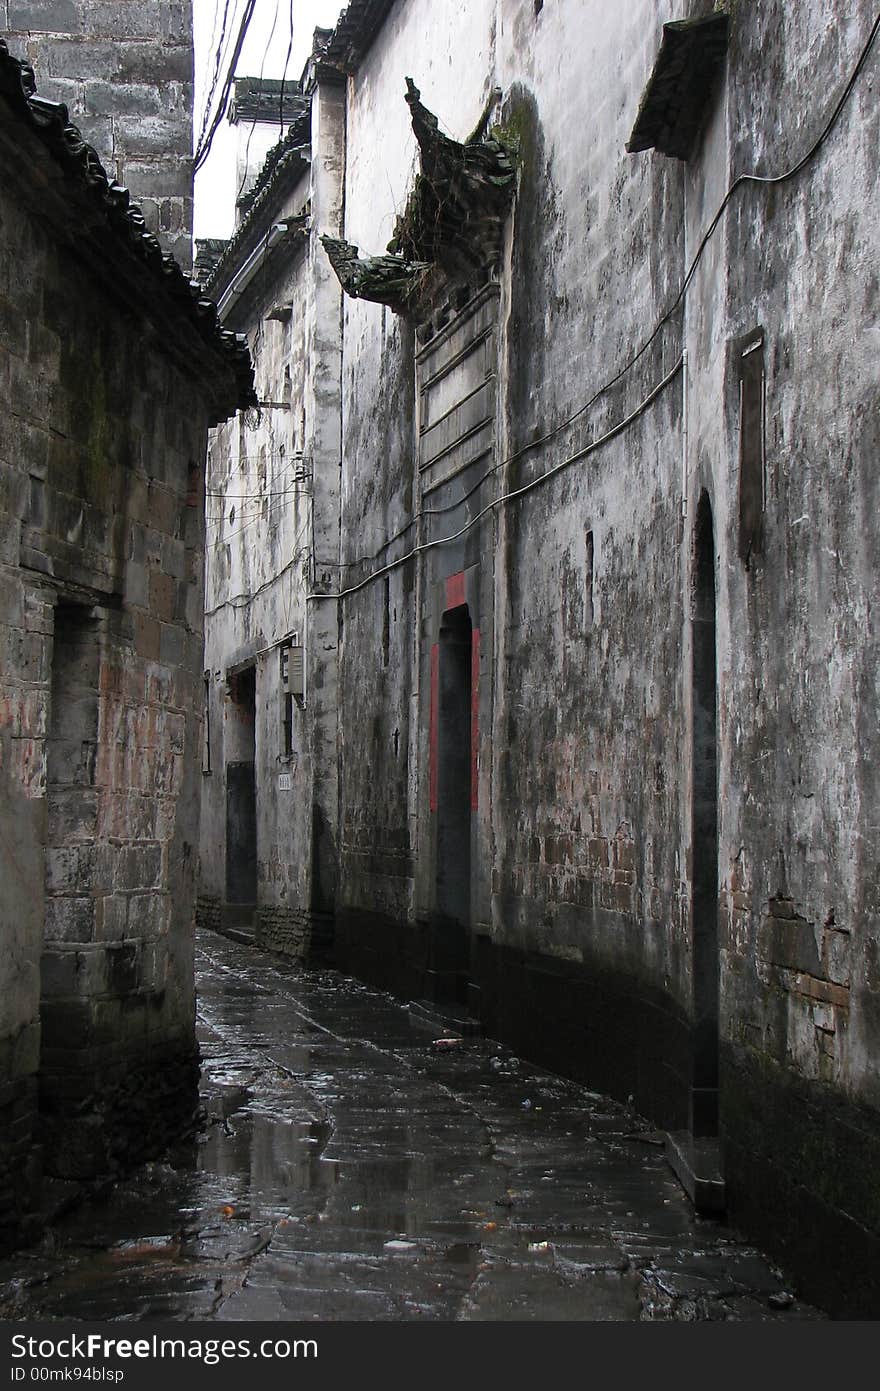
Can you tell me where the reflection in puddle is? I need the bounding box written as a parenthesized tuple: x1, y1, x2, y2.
(0, 932, 816, 1323)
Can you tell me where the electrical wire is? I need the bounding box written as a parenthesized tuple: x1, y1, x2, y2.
(195, 0, 234, 160)
(309, 356, 684, 604)
(194, 0, 260, 174)
(305, 2, 880, 602)
(205, 513, 313, 618)
(202, 6, 877, 610)
(236, 0, 282, 204)
(207, 501, 296, 537)
(205, 486, 305, 499)
(330, 6, 880, 575)
(278, 0, 296, 135)
(205, 451, 306, 499)
(198, 0, 225, 130)
(204, 469, 311, 514)
(206, 489, 310, 544)
(207, 453, 305, 466)
(205, 506, 291, 531)
(205, 455, 309, 499)
(206, 485, 296, 517)
(200, 0, 253, 157)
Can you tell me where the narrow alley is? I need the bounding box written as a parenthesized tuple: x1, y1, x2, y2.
(0, 930, 824, 1323)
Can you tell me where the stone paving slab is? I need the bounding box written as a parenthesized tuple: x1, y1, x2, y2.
(0, 928, 827, 1322)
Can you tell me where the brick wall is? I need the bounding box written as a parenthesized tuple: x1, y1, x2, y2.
(0, 125, 209, 1240)
(3, 1, 194, 266)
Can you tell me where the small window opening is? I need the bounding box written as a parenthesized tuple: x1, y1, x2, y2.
(280, 647, 294, 756)
(737, 330, 765, 569)
(225, 665, 256, 909)
(382, 575, 391, 667)
(282, 693, 293, 758)
(534, 0, 544, 14)
(585, 530, 595, 631)
(202, 672, 212, 774)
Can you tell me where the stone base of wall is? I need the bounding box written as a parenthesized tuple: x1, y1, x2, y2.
(0, 1064, 41, 1255)
(196, 895, 222, 933)
(1, 1032, 200, 1256)
(334, 904, 880, 1316)
(199, 896, 332, 961)
(721, 1044, 880, 1318)
(255, 905, 334, 962)
(475, 939, 690, 1133)
(38, 1035, 200, 1182)
(334, 907, 428, 1000)
(333, 906, 690, 1128)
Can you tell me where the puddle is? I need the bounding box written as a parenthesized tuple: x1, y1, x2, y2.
(0, 930, 825, 1322)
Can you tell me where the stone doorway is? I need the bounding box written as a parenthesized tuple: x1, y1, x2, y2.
(431, 604, 473, 1003)
(667, 490, 724, 1211)
(225, 666, 257, 917)
(690, 490, 720, 1140)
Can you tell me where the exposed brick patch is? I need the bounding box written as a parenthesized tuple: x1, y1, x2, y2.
(196, 895, 222, 933)
(255, 905, 312, 959)
(37, 1038, 200, 1184)
(0, 1016, 42, 1252)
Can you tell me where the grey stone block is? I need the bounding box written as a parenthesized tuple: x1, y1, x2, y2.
(98, 894, 128, 942)
(159, 623, 185, 667)
(8, 2, 82, 31)
(123, 157, 193, 199)
(104, 941, 141, 995)
(39, 948, 80, 999)
(11, 1022, 40, 1079)
(126, 892, 164, 938)
(44, 844, 97, 894)
(40, 998, 92, 1049)
(140, 940, 168, 991)
(83, 80, 163, 119)
(123, 559, 150, 608)
(161, 536, 186, 580)
(118, 842, 163, 892)
(43, 896, 95, 943)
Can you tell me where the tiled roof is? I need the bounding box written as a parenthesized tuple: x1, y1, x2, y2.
(229, 76, 309, 126)
(205, 109, 312, 299)
(209, 3, 397, 299)
(0, 37, 256, 420)
(626, 14, 730, 161)
(194, 238, 230, 284)
(319, 0, 398, 73)
(389, 78, 516, 278)
(236, 106, 311, 219)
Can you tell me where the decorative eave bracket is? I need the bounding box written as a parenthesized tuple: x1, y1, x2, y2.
(320, 236, 432, 315)
(322, 78, 516, 319)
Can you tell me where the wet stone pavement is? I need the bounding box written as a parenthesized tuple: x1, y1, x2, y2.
(0, 929, 826, 1322)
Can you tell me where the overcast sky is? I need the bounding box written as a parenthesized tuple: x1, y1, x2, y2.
(193, 0, 346, 240)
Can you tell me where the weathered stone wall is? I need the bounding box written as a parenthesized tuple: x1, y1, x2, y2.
(303, 75, 345, 942)
(335, 0, 501, 995)
(192, 0, 879, 1311)
(201, 188, 314, 944)
(327, 0, 880, 1312)
(200, 69, 345, 959)
(486, 0, 687, 1106)
(694, 0, 880, 1307)
(0, 134, 211, 1240)
(3, 0, 194, 265)
(334, 0, 688, 1067)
